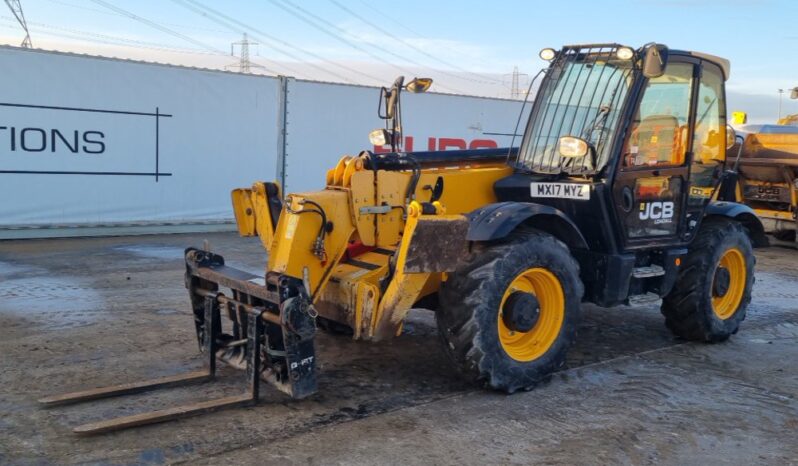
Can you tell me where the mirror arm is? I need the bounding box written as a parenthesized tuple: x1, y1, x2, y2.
(732, 134, 745, 172)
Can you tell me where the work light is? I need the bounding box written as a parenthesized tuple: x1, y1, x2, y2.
(539, 48, 556, 61)
(616, 47, 634, 60)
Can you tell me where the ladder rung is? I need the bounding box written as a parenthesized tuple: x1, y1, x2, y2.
(632, 265, 665, 278)
(628, 292, 661, 306)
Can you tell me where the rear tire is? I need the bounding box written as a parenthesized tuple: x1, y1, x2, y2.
(661, 219, 755, 342)
(436, 229, 583, 393)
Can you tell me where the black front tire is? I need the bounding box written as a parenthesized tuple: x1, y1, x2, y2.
(661, 219, 755, 342)
(436, 229, 583, 393)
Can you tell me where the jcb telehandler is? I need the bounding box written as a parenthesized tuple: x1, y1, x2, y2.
(42, 43, 766, 434)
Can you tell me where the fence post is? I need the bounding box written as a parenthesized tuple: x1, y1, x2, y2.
(276, 75, 291, 194)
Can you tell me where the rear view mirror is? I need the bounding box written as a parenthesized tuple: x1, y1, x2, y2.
(406, 77, 433, 93)
(642, 44, 669, 79)
(726, 125, 736, 150)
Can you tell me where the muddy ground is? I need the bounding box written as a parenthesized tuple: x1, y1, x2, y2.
(0, 233, 797, 465)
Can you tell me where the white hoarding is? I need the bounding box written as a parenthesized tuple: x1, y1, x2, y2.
(283, 79, 527, 193)
(0, 47, 279, 228)
(0, 47, 530, 236)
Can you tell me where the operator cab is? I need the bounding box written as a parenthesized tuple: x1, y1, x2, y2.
(494, 43, 744, 305)
(498, 44, 732, 247)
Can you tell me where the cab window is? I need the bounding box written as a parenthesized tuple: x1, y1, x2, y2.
(622, 62, 694, 168)
(690, 63, 726, 192)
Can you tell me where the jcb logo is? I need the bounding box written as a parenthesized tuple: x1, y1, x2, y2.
(639, 201, 674, 222)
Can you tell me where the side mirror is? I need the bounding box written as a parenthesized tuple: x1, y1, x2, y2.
(558, 136, 589, 157)
(726, 125, 736, 150)
(791, 87, 798, 100)
(405, 77, 433, 93)
(384, 88, 397, 119)
(642, 44, 669, 79)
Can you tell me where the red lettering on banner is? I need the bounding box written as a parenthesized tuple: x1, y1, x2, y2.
(437, 138, 467, 150)
(469, 139, 498, 149)
(373, 136, 499, 153)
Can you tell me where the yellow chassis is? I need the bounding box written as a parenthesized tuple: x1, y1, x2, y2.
(231, 153, 512, 340)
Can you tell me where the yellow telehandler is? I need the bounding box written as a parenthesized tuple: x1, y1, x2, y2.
(41, 43, 766, 434)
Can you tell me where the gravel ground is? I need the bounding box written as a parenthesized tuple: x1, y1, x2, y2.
(0, 232, 796, 465)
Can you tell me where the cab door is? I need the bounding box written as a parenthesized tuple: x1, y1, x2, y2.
(612, 59, 697, 248)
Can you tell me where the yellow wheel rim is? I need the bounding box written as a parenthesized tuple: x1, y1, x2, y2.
(498, 267, 565, 362)
(711, 247, 746, 320)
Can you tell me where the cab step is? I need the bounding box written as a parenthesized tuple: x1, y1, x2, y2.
(632, 265, 665, 278)
(627, 292, 661, 306)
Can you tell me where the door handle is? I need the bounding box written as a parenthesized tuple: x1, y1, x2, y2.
(621, 186, 634, 212)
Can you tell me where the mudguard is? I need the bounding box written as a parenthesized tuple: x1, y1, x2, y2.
(705, 201, 769, 247)
(466, 202, 588, 249)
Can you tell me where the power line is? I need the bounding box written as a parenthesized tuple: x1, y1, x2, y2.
(42, 0, 231, 35)
(88, 0, 279, 74)
(4, 0, 32, 47)
(88, 0, 225, 54)
(170, 0, 316, 78)
(267, 0, 467, 93)
(352, 0, 495, 70)
(326, 0, 502, 85)
(0, 17, 218, 55)
(264, 0, 406, 74)
(0, 24, 208, 56)
(173, 0, 382, 84)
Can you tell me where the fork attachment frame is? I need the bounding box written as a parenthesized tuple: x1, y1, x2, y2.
(38, 247, 317, 435)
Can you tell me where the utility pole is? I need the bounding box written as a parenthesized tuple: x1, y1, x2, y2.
(4, 0, 32, 48)
(227, 33, 260, 74)
(504, 66, 528, 100)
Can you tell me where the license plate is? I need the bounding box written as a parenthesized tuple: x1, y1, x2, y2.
(530, 182, 590, 200)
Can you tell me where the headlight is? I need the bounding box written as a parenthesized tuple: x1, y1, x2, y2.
(558, 136, 589, 157)
(616, 46, 634, 60)
(369, 128, 391, 146)
(539, 48, 556, 61)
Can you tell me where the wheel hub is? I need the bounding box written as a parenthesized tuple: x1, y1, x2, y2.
(502, 291, 540, 333)
(713, 266, 731, 298)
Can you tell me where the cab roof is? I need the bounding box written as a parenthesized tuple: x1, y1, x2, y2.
(675, 50, 731, 81)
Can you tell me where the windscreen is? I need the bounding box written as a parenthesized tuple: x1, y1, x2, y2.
(518, 46, 636, 175)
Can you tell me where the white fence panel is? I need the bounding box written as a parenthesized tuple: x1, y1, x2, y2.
(0, 47, 532, 237)
(283, 79, 528, 193)
(0, 47, 279, 229)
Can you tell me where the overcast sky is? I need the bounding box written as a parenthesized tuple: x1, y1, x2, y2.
(2, 0, 797, 123)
